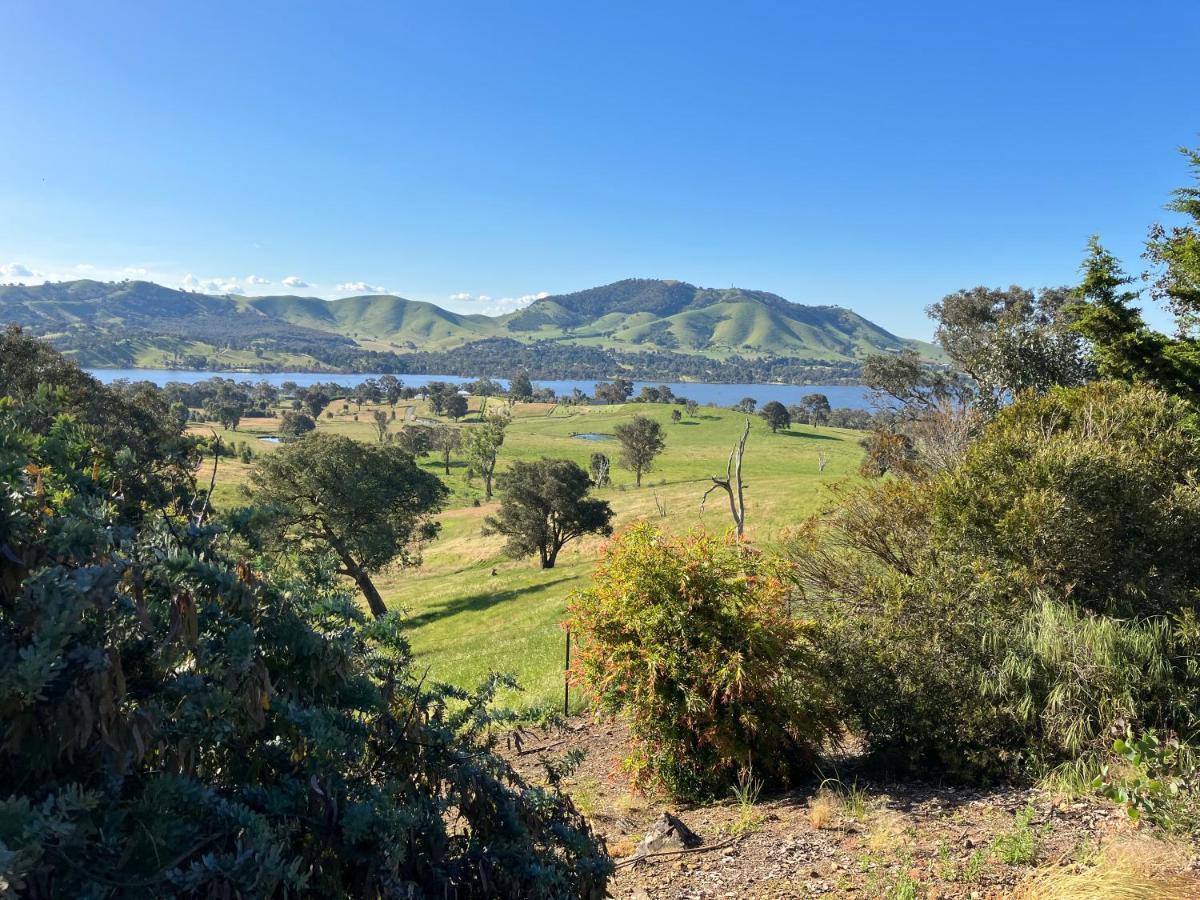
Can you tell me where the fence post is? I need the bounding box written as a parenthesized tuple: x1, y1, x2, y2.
(563, 627, 571, 718)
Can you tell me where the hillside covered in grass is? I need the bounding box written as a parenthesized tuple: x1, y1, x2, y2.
(0, 277, 939, 377)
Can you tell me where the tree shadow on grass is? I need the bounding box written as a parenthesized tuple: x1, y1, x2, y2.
(400, 575, 574, 630)
(776, 429, 841, 442)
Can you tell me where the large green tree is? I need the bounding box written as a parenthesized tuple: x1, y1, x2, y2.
(613, 414, 665, 487)
(927, 285, 1093, 412)
(0, 326, 197, 520)
(483, 459, 613, 568)
(248, 433, 447, 617)
(1071, 146, 1200, 406)
(759, 400, 791, 432)
(508, 370, 534, 402)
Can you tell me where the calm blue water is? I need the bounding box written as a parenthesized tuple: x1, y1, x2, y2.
(86, 369, 876, 410)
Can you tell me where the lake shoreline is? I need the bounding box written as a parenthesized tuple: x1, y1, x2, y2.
(87, 368, 878, 411)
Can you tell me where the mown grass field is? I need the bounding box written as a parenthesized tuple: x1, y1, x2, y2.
(191, 398, 865, 710)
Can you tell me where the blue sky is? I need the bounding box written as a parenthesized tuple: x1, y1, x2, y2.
(1, 1, 1197, 338)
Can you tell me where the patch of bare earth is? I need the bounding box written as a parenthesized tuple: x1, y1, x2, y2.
(503, 718, 1200, 899)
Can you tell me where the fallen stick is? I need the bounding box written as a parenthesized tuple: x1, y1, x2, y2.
(614, 836, 738, 869)
(516, 739, 567, 757)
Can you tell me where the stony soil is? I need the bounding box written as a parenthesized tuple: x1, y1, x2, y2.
(503, 718, 1199, 899)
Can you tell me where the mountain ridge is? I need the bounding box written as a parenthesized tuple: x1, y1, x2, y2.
(0, 277, 940, 371)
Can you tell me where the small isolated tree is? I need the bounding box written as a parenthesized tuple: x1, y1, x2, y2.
(444, 393, 468, 421)
(799, 393, 831, 427)
(483, 459, 614, 568)
(736, 397, 757, 414)
(279, 409, 316, 438)
(685, 399, 699, 418)
(702, 418, 750, 537)
(760, 400, 790, 432)
(372, 408, 390, 442)
(249, 433, 448, 617)
(509, 370, 534, 402)
(588, 451, 611, 487)
(567, 524, 836, 799)
(378, 373, 404, 406)
(431, 423, 461, 475)
(463, 410, 510, 499)
(613, 414, 665, 487)
(395, 423, 434, 456)
(671, 408, 683, 423)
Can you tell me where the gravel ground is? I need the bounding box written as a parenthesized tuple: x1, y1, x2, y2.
(503, 718, 1199, 899)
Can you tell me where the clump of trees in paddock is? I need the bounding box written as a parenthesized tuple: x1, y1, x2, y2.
(483, 458, 614, 568)
(279, 408, 316, 437)
(0, 335, 610, 897)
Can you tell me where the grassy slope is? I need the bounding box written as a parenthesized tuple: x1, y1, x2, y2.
(193, 400, 864, 711)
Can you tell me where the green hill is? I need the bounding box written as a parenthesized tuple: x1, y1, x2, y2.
(498, 279, 938, 361)
(0, 277, 939, 371)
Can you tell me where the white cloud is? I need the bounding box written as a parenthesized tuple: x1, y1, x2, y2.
(282, 276, 308, 288)
(245, 274, 271, 285)
(1, 262, 35, 278)
(336, 281, 386, 293)
(75, 263, 96, 272)
(448, 290, 549, 315)
(179, 273, 246, 294)
(122, 266, 149, 278)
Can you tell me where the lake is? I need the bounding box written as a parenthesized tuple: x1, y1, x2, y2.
(86, 369, 877, 411)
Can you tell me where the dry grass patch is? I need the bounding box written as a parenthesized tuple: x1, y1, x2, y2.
(1013, 835, 1199, 899)
(808, 789, 839, 830)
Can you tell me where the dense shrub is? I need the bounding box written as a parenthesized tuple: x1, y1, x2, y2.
(0, 376, 609, 896)
(567, 524, 837, 800)
(931, 382, 1200, 617)
(787, 382, 1200, 779)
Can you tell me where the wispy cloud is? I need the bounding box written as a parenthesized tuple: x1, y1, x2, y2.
(281, 276, 308, 289)
(245, 274, 271, 285)
(75, 263, 96, 272)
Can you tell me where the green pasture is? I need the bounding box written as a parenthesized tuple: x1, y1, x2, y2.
(192, 399, 865, 710)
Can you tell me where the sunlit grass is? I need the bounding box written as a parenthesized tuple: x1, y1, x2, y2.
(196, 399, 866, 709)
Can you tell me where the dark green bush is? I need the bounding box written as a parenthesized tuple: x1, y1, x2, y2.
(787, 382, 1200, 780)
(931, 381, 1200, 617)
(0, 375, 608, 897)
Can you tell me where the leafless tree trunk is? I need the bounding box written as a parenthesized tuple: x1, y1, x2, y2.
(817, 451, 827, 473)
(653, 491, 667, 518)
(701, 418, 750, 538)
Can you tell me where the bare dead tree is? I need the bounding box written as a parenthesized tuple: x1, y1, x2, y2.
(817, 451, 828, 473)
(701, 418, 750, 538)
(653, 491, 667, 518)
(192, 433, 221, 527)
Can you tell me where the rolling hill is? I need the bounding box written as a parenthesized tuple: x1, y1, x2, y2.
(0, 277, 939, 373)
